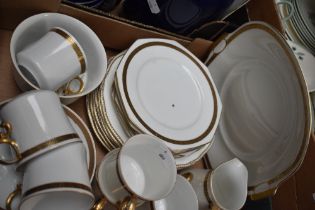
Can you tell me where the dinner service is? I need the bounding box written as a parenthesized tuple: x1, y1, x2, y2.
(10, 13, 107, 105)
(152, 175, 198, 210)
(87, 48, 214, 168)
(16, 27, 86, 94)
(206, 22, 311, 198)
(0, 91, 81, 167)
(95, 134, 177, 209)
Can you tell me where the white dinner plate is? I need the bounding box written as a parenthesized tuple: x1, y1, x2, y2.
(205, 22, 311, 197)
(115, 38, 222, 151)
(102, 53, 212, 169)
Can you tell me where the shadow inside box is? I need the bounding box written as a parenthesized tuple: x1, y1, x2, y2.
(242, 197, 272, 210)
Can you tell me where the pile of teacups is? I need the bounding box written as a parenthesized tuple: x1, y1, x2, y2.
(0, 90, 94, 210)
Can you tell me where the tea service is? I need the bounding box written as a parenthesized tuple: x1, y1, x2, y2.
(1, 9, 312, 210)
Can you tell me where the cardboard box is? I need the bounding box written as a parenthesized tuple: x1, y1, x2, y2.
(1, 0, 313, 209)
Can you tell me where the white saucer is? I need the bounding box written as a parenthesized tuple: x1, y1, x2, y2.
(10, 13, 107, 105)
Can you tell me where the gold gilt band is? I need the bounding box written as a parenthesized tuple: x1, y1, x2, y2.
(51, 28, 86, 74)
(21, 133, 79, 160)
(204, 170, 212, 204)
(23, 182, 92, 197)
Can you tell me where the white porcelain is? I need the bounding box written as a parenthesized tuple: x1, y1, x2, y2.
(210, 159, 248, 210)
(152, 175, 198, 210)
(10, 13, 107, 105)
(287, 40, 315, 92)
(103, 52, 129, 145)
(0, 143, 22, 210)
(16, 27, 86, 93)
(118, 134, 177, 201)
(99, 53, 213, 169)
(277, 0, 315, 54)
(0, 90, 80, 167)
(20, 142, 94, 210)
(206, 22, 311, 197)
(65, 106, 96, 182)
(0, 102, 95, 210)
(180, 169, 210, 210)
(115, 38, 222, 151)
(97, 149, 133, 206)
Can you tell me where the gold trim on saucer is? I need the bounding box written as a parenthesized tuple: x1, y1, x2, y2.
(204, 170, 212, 204)
(64, 108, 95, 179)
(121, 42, 219, 145)
(51, 28, 86, 74)
(204, 22, 311, 198)
(20, 133, 79, 161)
(23, 182, 92, 197)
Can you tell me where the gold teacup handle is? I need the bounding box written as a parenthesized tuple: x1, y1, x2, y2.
(6, 184, 22, 210)
(118, 196, 137, 210)
(182, 172, 193, 182)
(91, 197, 107, 210)
(0, 122, 21, 165)
(63, 76, 84, 96)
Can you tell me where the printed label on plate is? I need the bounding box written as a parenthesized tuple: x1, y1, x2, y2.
(147, 0, 160, 14)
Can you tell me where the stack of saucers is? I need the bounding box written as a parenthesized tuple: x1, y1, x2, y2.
(87, 38, 222, 168)
(277, 0, 315, 55)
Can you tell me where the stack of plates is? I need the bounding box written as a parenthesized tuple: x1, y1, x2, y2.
(87, 39, 222, 168)
(278, 0, 315, 54)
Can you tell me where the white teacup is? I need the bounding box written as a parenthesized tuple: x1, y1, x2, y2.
(182, 158, 248, 210)
(210, 158, 248, 210)
(152, 174, 198, 210)
(95, 134, 177, 209)
(17, 142, 94, 210)
(0, 90, 81, 166)
(0, 143, 22, 210)
(16, 27, 86, 95)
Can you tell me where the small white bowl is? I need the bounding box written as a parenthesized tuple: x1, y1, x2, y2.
(210, 158, 248, 210)
(152, 175, 198, 210)
(10, 13, 107, 105)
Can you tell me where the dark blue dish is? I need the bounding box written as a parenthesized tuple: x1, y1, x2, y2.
(123, 0, 234, 35)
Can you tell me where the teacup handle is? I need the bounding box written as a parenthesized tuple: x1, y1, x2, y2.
(0, 122, 21, 165)
(63, 76, 84, 96)
(182, 172, 193, 182)
(6, 184, 22, 210)
(276, 1, 295, 21)
(118, 196, 137, 210)
(91, 197, 107, 210)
